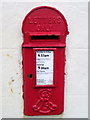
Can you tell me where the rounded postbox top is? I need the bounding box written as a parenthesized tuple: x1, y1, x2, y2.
(22, 6, 69, 35)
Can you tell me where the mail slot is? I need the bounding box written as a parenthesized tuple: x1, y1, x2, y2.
(22, 6, 69, 116)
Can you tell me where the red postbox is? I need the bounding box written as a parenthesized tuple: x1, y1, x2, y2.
(22, 6, 69, 116)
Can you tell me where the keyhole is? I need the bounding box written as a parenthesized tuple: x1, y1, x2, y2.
(28, 74, 33, 78)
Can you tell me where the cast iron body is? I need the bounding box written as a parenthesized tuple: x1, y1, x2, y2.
(22, 6, 69, 116)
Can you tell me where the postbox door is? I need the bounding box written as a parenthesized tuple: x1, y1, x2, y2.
(22, 47, 65, 115)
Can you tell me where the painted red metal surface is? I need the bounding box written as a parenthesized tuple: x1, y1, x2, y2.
(22, 6, 69, 116)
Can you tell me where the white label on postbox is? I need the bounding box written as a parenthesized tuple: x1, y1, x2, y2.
(36, 51, 54, 85)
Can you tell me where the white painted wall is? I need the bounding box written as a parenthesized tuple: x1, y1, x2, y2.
(1, 1, 88, 118)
